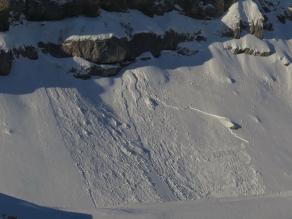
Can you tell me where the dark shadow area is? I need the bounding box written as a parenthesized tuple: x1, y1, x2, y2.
(0, 193, 92, 219)
(0, 56, 106, 103)
(0, 5, 240, 96)
(0, 40, 216, 96)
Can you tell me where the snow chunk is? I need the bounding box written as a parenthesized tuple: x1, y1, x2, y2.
(65, 34, 115, 42)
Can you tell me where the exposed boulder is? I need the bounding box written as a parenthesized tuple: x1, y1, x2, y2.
(6, 0, 243, 26)
(249, 20, 264, 38)
(288, 6, 292, 14)
(62, 34, 131, 64)
(286, 6, 292, 20)
(0, 50, 13, 75)
(36, 31, 197, 77)
(62, 31, 194, 65)
(13, 46, 38, 60)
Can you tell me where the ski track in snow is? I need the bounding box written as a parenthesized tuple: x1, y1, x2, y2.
(120, 76, 177, 202)
(44, 88, 99, 208)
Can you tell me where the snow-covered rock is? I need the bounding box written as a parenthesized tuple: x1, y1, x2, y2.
(221, 0, 264, 38)
(62, 31, 194, 66)
(63, 35, 130, 64)
(223, 34, 272, 56)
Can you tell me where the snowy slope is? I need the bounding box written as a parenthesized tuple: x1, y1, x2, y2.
(0, 0, 292, 218)
(83, 194, 292, 219)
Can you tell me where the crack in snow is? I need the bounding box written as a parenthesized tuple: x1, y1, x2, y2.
(154, 97, 249, 144)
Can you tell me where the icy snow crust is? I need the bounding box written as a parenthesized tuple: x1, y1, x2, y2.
(1, 0, 292, 218)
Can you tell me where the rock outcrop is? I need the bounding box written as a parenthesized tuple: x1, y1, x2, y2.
(0, 0, 10, 31)
(1, 0, 285, 78)
(221, 0, 264, 38)
(36, 31, 195, 77)
(13, 46, 38, 60)
(62, 35, 130, 64)
(0, 49, 13, 75)
(61, 31, 194, 65)
(3, 0, 241, 31)
(223, 34, 272, 56)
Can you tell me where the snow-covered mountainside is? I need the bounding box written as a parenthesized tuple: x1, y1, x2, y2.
(0, 0, 292, 218)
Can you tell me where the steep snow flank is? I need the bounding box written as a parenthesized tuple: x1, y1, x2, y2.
(221, 0, 264, 37)
(0, 59, 94, 209)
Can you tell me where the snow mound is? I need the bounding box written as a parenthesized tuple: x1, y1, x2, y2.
(223, 34, 272, 56)
(65, 34, 115, 42)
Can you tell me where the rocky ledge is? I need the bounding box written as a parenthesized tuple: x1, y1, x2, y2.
(2, 0, 238, 31)
(0, 0, 290, 77)
(38, 30, 199, 77)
